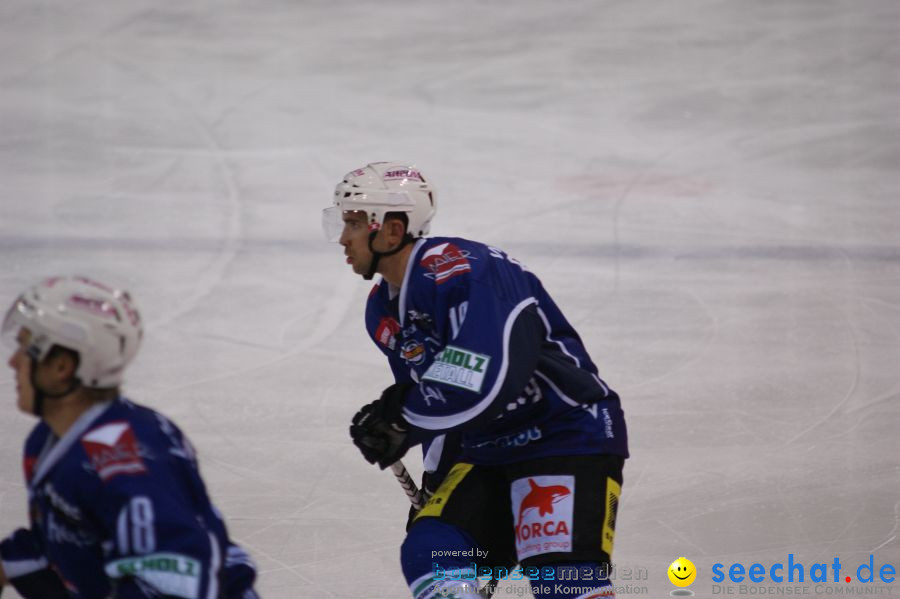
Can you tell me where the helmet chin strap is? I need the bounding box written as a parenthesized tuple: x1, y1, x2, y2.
(363, 230, 414, 281)
(28, 359, 81, 418)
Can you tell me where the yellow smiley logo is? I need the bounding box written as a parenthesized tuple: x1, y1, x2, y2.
(668, 557, 697, 587)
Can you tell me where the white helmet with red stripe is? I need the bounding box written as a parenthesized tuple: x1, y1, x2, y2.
(323, 162, 436, 241)
(2, 276, 143, 388)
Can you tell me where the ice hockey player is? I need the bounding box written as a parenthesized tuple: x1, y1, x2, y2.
(323, 162, 629, 599)
(0, 276, 259, 599)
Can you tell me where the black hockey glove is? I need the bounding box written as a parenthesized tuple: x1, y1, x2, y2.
(349, 383, 413, 470)
(0, 530, 67, 599)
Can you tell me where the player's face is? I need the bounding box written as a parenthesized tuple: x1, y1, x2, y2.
(339, 210, 374, 276)
(7, 327, 36, 414)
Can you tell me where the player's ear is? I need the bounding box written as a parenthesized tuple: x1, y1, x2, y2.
(43, 345, 80, 384)
(384, 216, 408, 245)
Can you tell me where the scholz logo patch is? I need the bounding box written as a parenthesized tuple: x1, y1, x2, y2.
(422, 345, 490, 393)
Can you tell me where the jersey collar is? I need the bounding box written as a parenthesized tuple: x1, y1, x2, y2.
(29, 400, 115, 490)
(398, 237, 428, 327)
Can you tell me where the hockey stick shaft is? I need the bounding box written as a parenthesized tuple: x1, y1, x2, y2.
(390, 461, 425, 510)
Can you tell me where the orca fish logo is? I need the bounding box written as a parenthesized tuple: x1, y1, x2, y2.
(516, 478, 571, 528)
(511, 475, 575, 558)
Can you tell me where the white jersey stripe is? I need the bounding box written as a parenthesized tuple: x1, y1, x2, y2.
(2, 556, 49, 578)
(423, 434, 446, 472)
(399, 238, 428, 327)
(537, 306, 581, 369)
(206, 533, 221, 599)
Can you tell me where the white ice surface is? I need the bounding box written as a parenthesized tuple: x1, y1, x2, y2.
(0, 1, 898, 598)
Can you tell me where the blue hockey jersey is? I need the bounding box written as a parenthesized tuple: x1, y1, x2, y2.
(365, 237, 628, 470)
(0, 398, 257, 599)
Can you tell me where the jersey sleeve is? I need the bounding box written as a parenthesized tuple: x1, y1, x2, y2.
(0, 528, 68, 599)
(0, 428, 69, 599)
(401, 247, 545, 432)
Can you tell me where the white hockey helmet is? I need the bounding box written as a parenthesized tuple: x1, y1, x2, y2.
(1, 276, 143, 388)
(322, 162, 436, 241)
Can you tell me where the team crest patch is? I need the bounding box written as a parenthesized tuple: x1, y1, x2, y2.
(422, 345, 489, 392)
(375, 317, 401, 350)
(401, 339, 426, 364)
(81, 421, 147, 482)
(510, 475, 574, 560)
(420, 243, 472, 284)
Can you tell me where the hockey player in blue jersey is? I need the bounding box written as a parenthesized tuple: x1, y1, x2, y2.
(0, 276, 259, 599)
(324, 162, 629, 599)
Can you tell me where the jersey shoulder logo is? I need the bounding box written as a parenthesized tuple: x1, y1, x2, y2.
(81, 421, 147, 482)
(419, 242, 473, 284)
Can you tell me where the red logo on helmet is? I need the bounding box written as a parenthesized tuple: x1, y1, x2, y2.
(73, 276, 114, 293)
(67, 295, 120, 321)
(383, 169, 424, 182)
